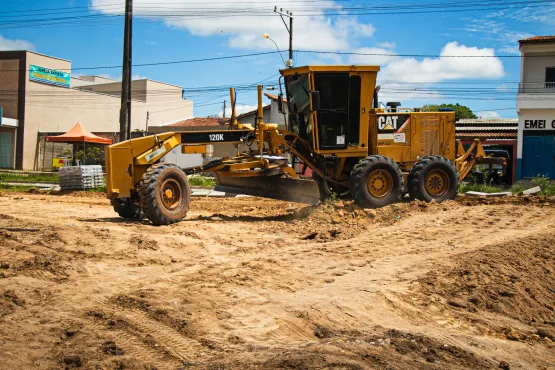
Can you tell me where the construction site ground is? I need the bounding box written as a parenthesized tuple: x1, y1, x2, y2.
(0, 191, 554, 370)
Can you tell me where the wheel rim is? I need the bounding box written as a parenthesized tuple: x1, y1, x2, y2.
(161, 178, 182, 210)
(426, 169, 450, 197)
(366, 170, 393, 198)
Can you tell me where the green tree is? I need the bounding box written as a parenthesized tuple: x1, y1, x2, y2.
(75, 147, 104, 164)
(420, 103, 476, 121)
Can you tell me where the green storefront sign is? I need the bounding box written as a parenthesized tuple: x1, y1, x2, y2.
(30, 65, 70, 88)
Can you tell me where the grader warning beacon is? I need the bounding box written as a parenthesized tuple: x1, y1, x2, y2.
(105, 65, 503, 225)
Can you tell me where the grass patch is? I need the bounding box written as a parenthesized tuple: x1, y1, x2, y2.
(0, 183, 41, 192)
(86, 184, 106, 193)
(188, 175, 215, 189)
(459, 183, 506, 194)
(531, 176, 555, 196)
(459, 176, 555, 196)
(0, 172, 59, 183)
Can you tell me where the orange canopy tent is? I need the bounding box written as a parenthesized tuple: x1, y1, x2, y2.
(46, 122, 112, 144)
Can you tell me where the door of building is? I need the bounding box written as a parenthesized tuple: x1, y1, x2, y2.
(522, 135, 555, 178)
(0, 132, 13, 168)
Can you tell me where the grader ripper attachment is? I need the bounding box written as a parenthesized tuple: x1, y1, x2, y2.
(105, 65, 504, 225)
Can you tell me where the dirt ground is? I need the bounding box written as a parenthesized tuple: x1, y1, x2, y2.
(0, 191, 554, 370)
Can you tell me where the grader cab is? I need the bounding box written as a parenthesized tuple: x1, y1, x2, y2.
(105, 65, 504, 225)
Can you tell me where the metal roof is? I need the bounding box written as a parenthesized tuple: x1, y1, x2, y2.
(456, 126, 517, 131)
(456, 118, 518, 125)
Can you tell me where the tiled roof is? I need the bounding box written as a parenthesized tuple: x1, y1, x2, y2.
(518, 35, 555, 44)
(168, 117, 226, 127)
(264, 92, 287, 102)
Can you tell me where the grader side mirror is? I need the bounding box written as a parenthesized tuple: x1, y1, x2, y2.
(277, 93, 284, 113)
(310, 91, 321, 111)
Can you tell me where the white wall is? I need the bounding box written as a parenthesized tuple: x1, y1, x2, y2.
(269, 99, 288, 129)
(521, 44, 555, 83)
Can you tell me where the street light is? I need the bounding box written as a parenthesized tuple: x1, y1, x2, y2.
(262, 33, 287, 67)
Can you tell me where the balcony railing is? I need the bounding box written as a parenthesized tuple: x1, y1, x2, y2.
(518, 82, 555, 93)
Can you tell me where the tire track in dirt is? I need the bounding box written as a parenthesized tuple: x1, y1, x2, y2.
(69, 313, 175, 370)
(1, 193, 554, 369)
(114, 308, 207, 363)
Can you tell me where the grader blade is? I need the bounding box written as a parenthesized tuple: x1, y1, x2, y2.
(214, 174, 321, 205)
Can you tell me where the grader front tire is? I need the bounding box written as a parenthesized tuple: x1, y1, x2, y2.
(111, 198, 143, 220)
(139, 163, 191, 226)
(408, 156, 459, 203)
(350, 155, 403, 208)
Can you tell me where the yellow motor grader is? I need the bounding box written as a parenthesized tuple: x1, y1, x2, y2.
(105, 65, 502, 225)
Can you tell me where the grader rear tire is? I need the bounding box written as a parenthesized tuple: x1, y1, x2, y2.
(111, 198, 143, 220)
(350, 155, 403, 208)
(139, 163, 191, 226)
(408, 156, 459, 202)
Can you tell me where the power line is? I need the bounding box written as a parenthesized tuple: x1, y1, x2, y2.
(1, 0, 552, 30)
(0, 51, 281, 72)
(0, 48, 538, 75)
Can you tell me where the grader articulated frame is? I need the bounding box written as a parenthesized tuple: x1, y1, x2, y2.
(105, 65, 505, 225)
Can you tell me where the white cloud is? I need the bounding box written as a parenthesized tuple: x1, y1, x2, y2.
(492, 5, 555, 25)
(132, 74, 148, 80)
(349, 47, 398, 66)
(0, 35, 34, 51)
(477, 111, 501, 118)
(90, 0, 374, 51)
(459, 18, 533, 54)
(376, 41, 396, 49)
(348, 42, 505, 103)
(378, 42, 505, 84)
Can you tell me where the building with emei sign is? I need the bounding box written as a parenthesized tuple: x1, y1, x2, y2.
(0, 50, 193, 170)
(516, 36, 555, 180)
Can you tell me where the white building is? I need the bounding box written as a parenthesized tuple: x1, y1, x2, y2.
(516, 36, 555, 179)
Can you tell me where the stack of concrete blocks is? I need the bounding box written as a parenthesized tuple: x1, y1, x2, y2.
(59, 165, 104, 190)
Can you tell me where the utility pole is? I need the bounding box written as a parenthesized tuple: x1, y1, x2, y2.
(274, 6, 294, 67)
(223, 100, 227, 118)
(145, 111, 150, 134)
(119, 0, 133, 141)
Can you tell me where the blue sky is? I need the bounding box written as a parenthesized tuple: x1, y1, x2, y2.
(1, 0, 554, 118)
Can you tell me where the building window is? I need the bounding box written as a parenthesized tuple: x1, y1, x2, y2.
(547, 67, 555, 88)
